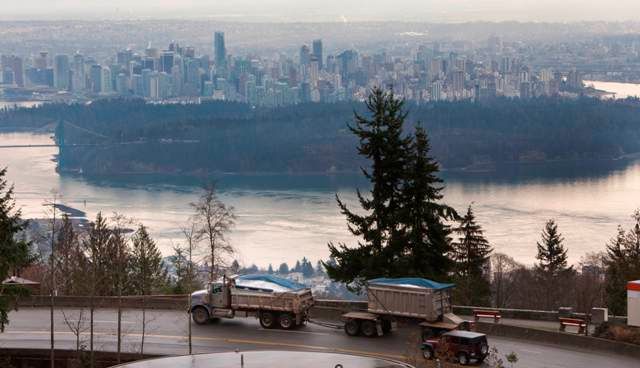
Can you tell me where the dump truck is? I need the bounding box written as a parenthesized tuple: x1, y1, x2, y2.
(342, 277, 468, 337)
(190, 274, 314, 330)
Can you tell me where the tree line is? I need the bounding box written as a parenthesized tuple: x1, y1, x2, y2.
(4, 96, 640, 174)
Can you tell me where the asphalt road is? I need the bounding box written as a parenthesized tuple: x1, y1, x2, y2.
(1, 308, 638, 368)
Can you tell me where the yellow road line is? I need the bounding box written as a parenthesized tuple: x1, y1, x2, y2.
(2, 330, 407, 361)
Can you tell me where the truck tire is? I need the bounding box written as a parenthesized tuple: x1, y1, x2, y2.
(192, 307, 210, 325)
(259, 312, 276, 329)
(344, 320, 360, 336)
(457, 353, 469, 366)
(360, 320, 377, 337)
(422, 347, 434, 360)
(278, 313, 294, 330)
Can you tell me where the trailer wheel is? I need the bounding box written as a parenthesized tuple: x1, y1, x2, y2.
(259, 312, 276, 329)
(278, 313, 294, 330)
(361, 320, 377, 337)
(344, 319, 360, 336)
(192, 307, 210, 325)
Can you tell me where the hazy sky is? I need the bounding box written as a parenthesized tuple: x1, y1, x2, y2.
(4, 0, 640, 22)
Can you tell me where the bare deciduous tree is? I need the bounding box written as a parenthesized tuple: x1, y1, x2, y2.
(490, 253, 523, 308)
(191, 183, 235, 281)
(61, 308, 89, 351)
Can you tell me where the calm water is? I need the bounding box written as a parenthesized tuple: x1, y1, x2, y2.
(2, 132, 640, 267)
(585, 80, 640, 99)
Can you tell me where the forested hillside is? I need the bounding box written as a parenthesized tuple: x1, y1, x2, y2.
(2, 97, 640, 174)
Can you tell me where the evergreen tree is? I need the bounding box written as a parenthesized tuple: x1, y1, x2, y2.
(325, 89, 457, 288)
(278, 263, 289, 274)
(535, 219, 573, 309)
(129, 225, 167, 296)
(325, 88, 412, 287)
(293, 260, 302, 273)
(395, 125, 457, 280)
(605, 211, 640, 315)
(54, 214, 89, 295)
(230, 260, 240, 274)
(315, 261, 325, 276)
(267, 264, 274, 274)
(451, 205, 492, 306)
(169, 246, 201, 294)
(0, 168, 33, 331)
(301, 258, 315, 278)
(536, 219, 570, 276)
(83, 212, 113, 296)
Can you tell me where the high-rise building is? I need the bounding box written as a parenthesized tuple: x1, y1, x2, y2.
(116, 49, 133, 67)
(1, 69, 14, 85)
(100, 66, 112, 93)
(312, 39, 323, 70)
(115, 73, 128, 95)
(160, 51, 175, 74)
(34, 51, 48, 69)
(53, 54, 70, 90)
(72, 53, 85, 91)
(90, 64, 102, 93)
(214, 32, 226, 68)
(299, 45, 311, 66)
(1, 55, 24, 87)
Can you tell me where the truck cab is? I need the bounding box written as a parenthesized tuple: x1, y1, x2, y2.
(191, 281, 235, 324)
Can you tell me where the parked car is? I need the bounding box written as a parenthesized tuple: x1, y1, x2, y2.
(421, 330, 489, 365)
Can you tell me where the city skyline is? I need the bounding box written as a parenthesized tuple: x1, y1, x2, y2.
(1, 31, 591, 107)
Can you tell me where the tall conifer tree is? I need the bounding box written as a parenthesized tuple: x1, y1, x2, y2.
(451, 205, 492, 306)
(395, 125, 457, 280)
(0, 168, 32, 331)
(325, 88, 410, 287)
(325, 89, 457, 287)
(535, 219, 572, 309)
(536, 219, 570, 276)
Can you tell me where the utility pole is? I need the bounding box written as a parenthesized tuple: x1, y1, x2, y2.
(45, 192, 59, 368)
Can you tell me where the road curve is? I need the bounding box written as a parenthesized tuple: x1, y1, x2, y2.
(1, 308, 638, 368)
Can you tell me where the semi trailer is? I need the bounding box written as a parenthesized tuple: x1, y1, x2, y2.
(190, 274, 314, 330)
(341, 277, 468, 337)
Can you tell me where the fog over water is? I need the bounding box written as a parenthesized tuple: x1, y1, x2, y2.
(2, 132, 640, 268)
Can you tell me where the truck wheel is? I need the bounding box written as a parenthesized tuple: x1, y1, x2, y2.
(278, 313, 294, 330)
(457, 353, 469, 366)
(344, 320, 360, 336)
(422, 347, 434, 360)
(192, 307, 210, 325)
(360, 320, 377, 337)
(259, 312, 276, 329)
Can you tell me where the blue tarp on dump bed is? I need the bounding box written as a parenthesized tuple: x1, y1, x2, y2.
(368, 277, 454, 290)
(235, 274, 306, 292)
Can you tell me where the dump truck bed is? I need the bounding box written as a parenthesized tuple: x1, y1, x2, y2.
(366, 282, 452, 322)
(230, 287, 314, 314)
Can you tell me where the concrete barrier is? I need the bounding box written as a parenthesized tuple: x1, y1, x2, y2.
(17, 295, 188, 310)
(476, 322, 640, 360)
